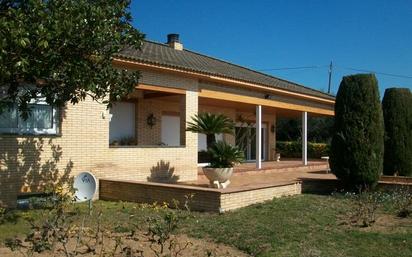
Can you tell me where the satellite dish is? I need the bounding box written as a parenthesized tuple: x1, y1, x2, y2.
(74, 171, 97, 202)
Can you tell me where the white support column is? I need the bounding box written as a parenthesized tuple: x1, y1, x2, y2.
(256, 105, 262, 169)
(302, 111, 308, 166)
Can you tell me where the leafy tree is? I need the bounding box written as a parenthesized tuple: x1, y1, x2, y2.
(276, 118, 301, 141)
(276, 116, 333, 143)
(307, 116, 334, 143)
(330, 74, 384, 190)
(0, 0, 144, 118)
(187, 112, 234, 149)
(382, 88, 412, 176)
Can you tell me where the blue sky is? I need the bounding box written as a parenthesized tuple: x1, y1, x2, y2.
(130, 0, 412, 96)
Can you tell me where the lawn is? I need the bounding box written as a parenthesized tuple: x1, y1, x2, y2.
(1, 194, 411, 257)
(183, 194, 412, 257)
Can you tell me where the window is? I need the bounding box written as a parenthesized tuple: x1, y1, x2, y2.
(161, 115, 180, 146)
(0, 99, 59, 135)
(109, 102, 135, 144)
(198, 133, 223, 151)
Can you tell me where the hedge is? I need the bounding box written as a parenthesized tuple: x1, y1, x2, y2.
(382, 88, 412, 176)
(276, 141, 330, 159)
(330, 74, 384, 189)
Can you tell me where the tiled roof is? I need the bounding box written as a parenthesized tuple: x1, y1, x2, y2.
(115, 40, 335, 100)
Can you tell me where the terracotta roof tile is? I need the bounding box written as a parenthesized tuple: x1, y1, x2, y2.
(115, 40, 335, 100)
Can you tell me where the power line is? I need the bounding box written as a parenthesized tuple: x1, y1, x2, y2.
(257, 65, 327, 71)
(336, 66, 412, 79)
(255, 63, 411, 94)
(257, 63, 412, 80)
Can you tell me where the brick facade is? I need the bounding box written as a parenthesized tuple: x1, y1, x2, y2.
(0, 67, 323, 207)
(0, 97, 109, 207)
(0, 70, 199, 207)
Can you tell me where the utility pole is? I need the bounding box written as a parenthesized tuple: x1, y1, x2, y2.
(328, 61, 333, 94)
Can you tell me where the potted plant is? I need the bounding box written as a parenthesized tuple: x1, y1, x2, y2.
(187, 113, 244, 188)
(203, 141, 244, 188)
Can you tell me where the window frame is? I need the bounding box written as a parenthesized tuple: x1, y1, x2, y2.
(0, 98, 60, 135)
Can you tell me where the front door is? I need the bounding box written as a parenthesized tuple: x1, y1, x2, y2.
(235, 124, 266, 161)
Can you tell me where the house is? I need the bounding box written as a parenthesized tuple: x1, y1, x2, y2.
(0, 34, 334, 207)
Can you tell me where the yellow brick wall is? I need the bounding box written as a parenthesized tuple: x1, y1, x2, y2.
(103, 90, 199, 183)
(220, 182, 302, 212)
(0, 68, 286, 207)
(137, 99, 166, 145)
(99, 179, 222, 212)
(0, 98, 109, 207)
(99, 179, 302, 212)
(135, 99, 181, 146)
(131, 99, 277, 161)
(0, 70, 200, 207)
(134, 70, 279, 162)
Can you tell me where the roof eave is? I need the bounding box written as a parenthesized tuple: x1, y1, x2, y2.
(112, 57, 336, 105)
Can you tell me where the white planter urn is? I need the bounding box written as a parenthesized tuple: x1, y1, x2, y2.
(202, 167, 233, 189)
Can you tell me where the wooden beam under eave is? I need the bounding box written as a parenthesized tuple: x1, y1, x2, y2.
(136, 83, 186, 94)
(199, 89, 334, 116)
(143, 92, 177, 99)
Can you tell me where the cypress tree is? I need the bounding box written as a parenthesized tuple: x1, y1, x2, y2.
(382, 88, 412, 176)
(330, 74, 384, 189)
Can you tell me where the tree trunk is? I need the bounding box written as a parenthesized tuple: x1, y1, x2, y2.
(206, 134, 216, 149)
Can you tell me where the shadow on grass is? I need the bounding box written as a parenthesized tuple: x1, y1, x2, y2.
(300, 177, 343, 195)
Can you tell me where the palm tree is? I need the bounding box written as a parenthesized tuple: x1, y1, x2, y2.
(186, 112, 234, 149)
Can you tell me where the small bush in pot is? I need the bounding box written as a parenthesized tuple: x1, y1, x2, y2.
(203, 141, 244, 189)
(208, 141, 244, 168)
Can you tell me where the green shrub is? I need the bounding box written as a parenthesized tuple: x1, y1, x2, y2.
(0, 207, 19, 225)
(276, 141, 330, 158)
(382, 88, 412, 176)
(308, 142, 330, 158)
(392, 186, 412, 218)
(344, 190, 386, 227)
(276, 116, 334, 143)
(330, 74, 384, 190)
(207, 141, 244, 168)
(276, 141, 301, 158)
